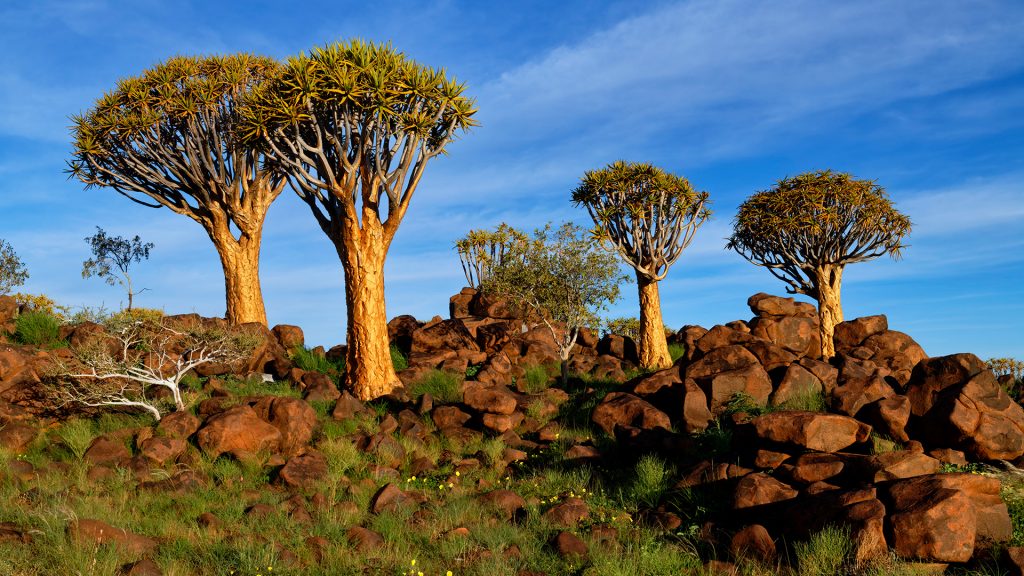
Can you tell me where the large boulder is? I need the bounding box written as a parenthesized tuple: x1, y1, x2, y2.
(411, 319, 479, 356)
(746, 293, 820, 358)
(271, 324, 304, 351)
(462, 382, 516, 415)
(881, 473, 1011, 562)
(834, 315, 889, 352)
(831, 356, 896, 417)
(687, 346, 772, 414)
(596, 334, 639, 364)
(449, 288, 476, 319)
(750, 411, 871, 453)
(591, 392, 671, 436)
(196, 405, 282, 458)
(859, 330, 927, 386)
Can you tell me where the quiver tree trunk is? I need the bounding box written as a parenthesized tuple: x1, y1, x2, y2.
(335, 217, 401, 401)
(637, 272, 673, 369)
(814, 265, 844, 360)
(213, 233, 267, 326)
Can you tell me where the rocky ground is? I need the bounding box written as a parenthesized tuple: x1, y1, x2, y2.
(1, 290, 1024, 575)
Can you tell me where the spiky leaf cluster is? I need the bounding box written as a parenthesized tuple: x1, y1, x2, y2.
(454, 224, 530, 288)
(727, 170, 912, 296)
(572, 161, 711, 281)
(68, 54, 284, 230)
(483, 223, 628, 358)
(237, 39, 477, 235)
(0, 239, 29, 296)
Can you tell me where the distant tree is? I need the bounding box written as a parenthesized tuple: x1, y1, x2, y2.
(82, 227, 153, 311)
(50, 317, 261, 421)
(69, 54, 286, 325)
(454, 224, 530, 288)
(483, 222, 628, 382)
(572, 161, 710, 369)
(727, 170, 911, 358)
(237, 40, 477, 400)
(0, 239, 28, 296)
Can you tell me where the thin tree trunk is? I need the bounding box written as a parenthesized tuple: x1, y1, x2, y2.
(637, 272, 672, 369)
(335, 223, 401, 401)
(815, 265, 844, 360)
(211, 230, 268, 326)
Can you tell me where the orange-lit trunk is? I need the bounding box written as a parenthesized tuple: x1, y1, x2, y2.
(637, 272, 672, 369)
(212, 232, 267, 326)
(814, 265, 844, 360)
(335, 216, 401, 401)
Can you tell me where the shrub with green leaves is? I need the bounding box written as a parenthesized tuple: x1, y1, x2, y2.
(0, 238, 29, 296)
(13, 310, 63, 347)
(629, 454, 669, 510)
(391, 344, 409, 372)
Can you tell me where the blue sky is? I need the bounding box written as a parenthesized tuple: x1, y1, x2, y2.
(1, 0, 1022, 358)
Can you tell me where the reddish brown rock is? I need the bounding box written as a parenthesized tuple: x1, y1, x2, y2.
(278, 451, 328, 490)
(1005, 547, 1024, 576)
(730, 524, 775, 560)
(155, 411, 201, 439)
(858, 395, 911, 442)
(834, 315, 889, 351)
(347, 526, 384, 551)
(302, 372, 340, 402)
(591, 392, 671, 436)
(480, 489, 526, 520)
(482, 411, 524, 434)
(788, 452, 845, 484)
(69, 519, 157, 555)
(551, 531, 588, 558)
(771, 363, 823, 407)
(733, 473, 798, 509)
(139, 436, 187, 466)
(463, 382, 517, 415)
(332, 391, 369, 421)
(271, 324, 304, 351)
(861, 330, 927, 386)
(449, 288, 476, 319)
(411, 319, 479, 355)
(544, 498, 590, 526)
(0, 422, 36, 454)
(906, 354, 989, 417)
(748, 315, 819, 358)
(750, 411, 871, 453)
(258, 397, 317, 456)
(432, 405, 472, 429)
(84, 434, 131, 467)
(748, 293, 816, 318)
(0, 521, 31, 544)
(121, 558, 163, 576)
(597, 334, 639, 363)
(196, 405, 281, 458)
(370, 483, 416, 514)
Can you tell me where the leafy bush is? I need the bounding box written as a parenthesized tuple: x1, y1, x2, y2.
(390, 344, 408, 372)
(408, 369, 463, 404)
(10, 292, 70, 319)
(13, 310, 63, 347)
(0, 239, 28, 296)
(668, 342, 686, 362)
(796, 525, 853, 576)
(55, 419, 98, 461)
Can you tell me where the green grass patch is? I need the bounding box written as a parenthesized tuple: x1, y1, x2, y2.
(407, 369, 463, 404)
(290, 345, 344, 376)
(668, 342, 686, 363)
(391, 344, 408, 372)
(795, 525, 853, 576)
(13, 310, 64, 348)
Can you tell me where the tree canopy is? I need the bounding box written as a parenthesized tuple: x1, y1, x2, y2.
(454, 224, 530, 288)
(68, 53, 287, 324)
(237, 39, 477, 241)
(572, 161, 711, 281)
(0, 239, 28, 296)
(82, 227, 153, 311)
(726, 169, 911, 298)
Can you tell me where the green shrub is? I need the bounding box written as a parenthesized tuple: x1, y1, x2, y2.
(55, 419, 98, 461)
(390, 344, 408, 372)
(629, 454, 669, 509)
(408, 369, 463, 404)
(796, 525, 853, 576)
(13, 310, 63, 347)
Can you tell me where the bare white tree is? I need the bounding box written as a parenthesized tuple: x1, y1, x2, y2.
(49, 317, 261, 421)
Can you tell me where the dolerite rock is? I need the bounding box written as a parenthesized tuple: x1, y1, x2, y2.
(69, 519, 157, 555)
(730, 524, 776, 560)
(0, 295, 17, 330)
(432, 405, 472, 429)
(121, 558, 163, 576)
(831, 356, 896, 417)
(770, 363, 823, 407)
(196, 405, 281, 458)
(733, 473, 798, 509)
(387, 315, 421, 357)
(332, 391, 370, 421)
(278, 451, 328, 490)
(156, 411, 201, 439)
(139, 436, 187, 466)
(543, 497, 590, 526)
(746, 293, 820, 357)
(302, 372, 340, 403)
(857, 395, 911, 442)
(630, 366, 713, 432)
(469, 291, 518, 319)
(347, 526, 384, 551)
(596, 334, 639, 364)
(411, 319, 480, 355)
(675, 325, 708, 362)
(0, 422, 36, 454)
(834, 315, 889, 351)
(686, 345, 772, 414)
(255, 397, 317, 456)
(881, 473, 1011, 562)
(463, 382, 516, 415)
(370, 483, 416, 514)
(84, 434, 131, 467)
(479, 489, 526, 520)
(784, 488, 888, 564)
(449, 287, 476, 319)
(750, 411, 871, 453)
(271, 324, 304, 351)
(551, 531, 588, 559)
(785, 452, 846, 485)
(591, 392, 672, 436)
(908, 354, 1024, 460)
(858, 330, 927, 386)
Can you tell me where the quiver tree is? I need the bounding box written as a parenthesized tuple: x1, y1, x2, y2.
(69, 54, 286, 325)
(572, 161, 710, 369)
(483, 222, 627, 382)
(454, 223, 530, 288)
(49, 317, 261, 421)
(726, 170, 911, 359)
(237, 40, 477, 400)
(82, 227, 153, 310)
